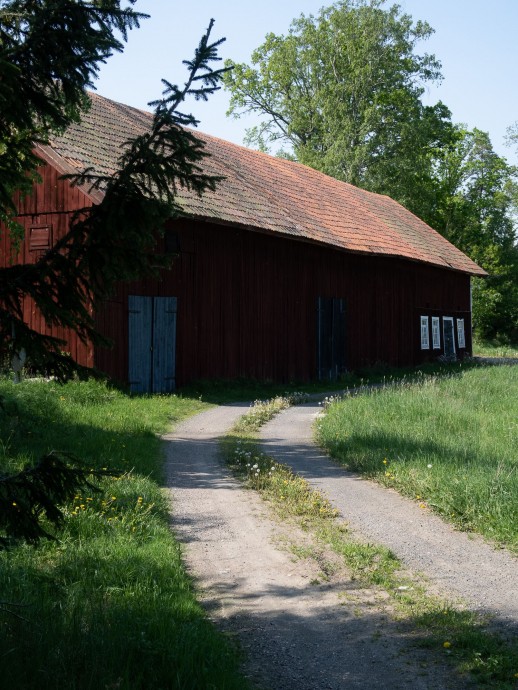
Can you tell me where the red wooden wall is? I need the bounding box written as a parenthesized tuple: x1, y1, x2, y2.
(95, 218, 472, 387)
(0, 164, 95, 367)
(1, 164, 472, 387)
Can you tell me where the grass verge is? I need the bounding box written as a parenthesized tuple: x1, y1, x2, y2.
(0, 377, 249, 690)
(317, 365, 518, 553)
(221, 394, 518, 689)
(179, 358, 485, 404)
(472, 338, 518, 358)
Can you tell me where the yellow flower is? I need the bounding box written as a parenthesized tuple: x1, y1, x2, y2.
(383, 459, 388, 464)
(443, 641, 451, 648)
(419, 503, 426, 509)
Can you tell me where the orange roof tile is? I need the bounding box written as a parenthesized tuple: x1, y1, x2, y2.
(37, 92, 486, 277)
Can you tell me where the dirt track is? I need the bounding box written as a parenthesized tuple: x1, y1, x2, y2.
(164, 400, 516, 689)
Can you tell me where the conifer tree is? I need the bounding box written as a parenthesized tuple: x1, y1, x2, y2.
(0, 1, 229, 544)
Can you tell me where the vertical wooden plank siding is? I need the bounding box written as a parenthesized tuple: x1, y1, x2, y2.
(1, 163, 474, 387)
(152, 296, 177, 393)
(0, 164, 95, 370)
(128, 295, 152, 393)
(93, 219, 472, 387)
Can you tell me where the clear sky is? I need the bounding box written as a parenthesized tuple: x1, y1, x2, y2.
(95, 1, 518, 165)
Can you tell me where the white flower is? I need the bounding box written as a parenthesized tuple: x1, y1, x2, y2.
(427, 464, 433, 469)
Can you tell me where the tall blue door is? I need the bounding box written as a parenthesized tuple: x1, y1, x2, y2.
(128, 295, 177, 393)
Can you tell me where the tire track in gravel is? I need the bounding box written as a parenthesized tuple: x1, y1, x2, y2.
(164, 405, 474, 690)
(259, 401, 518, 636)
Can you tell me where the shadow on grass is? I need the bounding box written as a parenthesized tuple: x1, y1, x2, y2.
(0, 383, 161, 479)
(0, 544, 247, 690)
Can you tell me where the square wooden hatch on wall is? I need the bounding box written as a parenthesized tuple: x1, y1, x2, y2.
(29, 225, 52, 252)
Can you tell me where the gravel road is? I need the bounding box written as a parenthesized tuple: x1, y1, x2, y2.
(259, 402, 518, 635)
(162, 401, 518, 689)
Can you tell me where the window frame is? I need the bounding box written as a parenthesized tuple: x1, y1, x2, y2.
(431, 316, 441, 349)
(456, 318, 466, 349)
(420, 315, 430, 350)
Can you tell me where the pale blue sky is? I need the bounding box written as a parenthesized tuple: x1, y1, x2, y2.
(95, 1, 518, 164)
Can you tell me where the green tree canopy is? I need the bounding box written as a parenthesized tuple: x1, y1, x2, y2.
(224, 0, 455, 219)
(224, 0, 518, 341)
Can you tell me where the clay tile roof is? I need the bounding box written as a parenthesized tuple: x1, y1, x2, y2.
(37, 92, 486, 277)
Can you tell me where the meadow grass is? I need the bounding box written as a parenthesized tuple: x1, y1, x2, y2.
(317, 364, 518, 553)
(0, 377, 249, 690)
(221, 393, 518, 688)
(472, 338, 518, 358)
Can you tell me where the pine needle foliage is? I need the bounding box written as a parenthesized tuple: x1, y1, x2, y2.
(0, 4, 230, 379)
(0, 451, 115, 547)
(0, 4, 230, 544)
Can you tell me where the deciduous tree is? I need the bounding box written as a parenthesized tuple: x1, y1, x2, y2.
(224, 0, 455, 219)
(433, 128, 518, 340)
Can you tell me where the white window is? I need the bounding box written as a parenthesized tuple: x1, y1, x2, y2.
(420, 316, 430, 349)
(431, 317, 441, 349)
(457, 318, 466, 348)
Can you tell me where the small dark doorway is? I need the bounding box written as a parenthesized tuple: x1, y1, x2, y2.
(128, 295, 177, 393)
(317, 297, 346, 380)
(443, 316, 456, 360)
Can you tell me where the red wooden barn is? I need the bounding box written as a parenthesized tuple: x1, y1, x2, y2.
(1, 93, 486, 392)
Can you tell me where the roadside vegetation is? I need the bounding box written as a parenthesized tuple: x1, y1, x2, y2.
(473, 337, 518, 358)
(181, 357, 487, 404)
(0, 377, 248, 690)
(221, 384, 518, 688)
(317, 365, 518, 554)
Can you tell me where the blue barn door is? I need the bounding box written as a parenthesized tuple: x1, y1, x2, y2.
(317, 297, 346, 380)
(128, 295, 177, 393)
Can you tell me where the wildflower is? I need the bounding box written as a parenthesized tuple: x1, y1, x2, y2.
(419, 503, 426, 509)
(443, 641, 451, 649)
(12, 502, 17, 507)
(383, 459, 388, 465)
(416, 495, 421, 500)
(427, 464, 433, 469)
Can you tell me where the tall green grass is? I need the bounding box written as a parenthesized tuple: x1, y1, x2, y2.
(0, 378, 248, 689)
(472, 338, 518, 358)
(317, 365, 518, 553)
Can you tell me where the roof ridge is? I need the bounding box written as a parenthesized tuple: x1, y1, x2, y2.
(39, 91, 486, 277)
